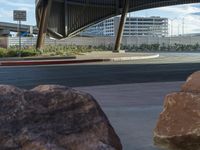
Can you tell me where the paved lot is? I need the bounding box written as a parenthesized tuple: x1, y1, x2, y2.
(77, 82, 183, 150)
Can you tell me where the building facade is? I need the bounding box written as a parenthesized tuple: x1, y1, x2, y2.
(81, 16, 168, 37)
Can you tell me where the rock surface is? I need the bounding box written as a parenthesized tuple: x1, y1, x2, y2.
(181, 71, 200, 93)
(0, 85, 122, 150)
(154, 71, 200, 150)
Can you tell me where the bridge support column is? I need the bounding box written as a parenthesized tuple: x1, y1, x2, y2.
(36, 0, 52, 50)
(114, 0, 129, 52)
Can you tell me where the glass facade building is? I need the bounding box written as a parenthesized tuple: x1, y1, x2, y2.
(81, 16, 168, 37)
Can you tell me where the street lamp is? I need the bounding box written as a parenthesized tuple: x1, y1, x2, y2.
(169, 18, 177, 37)
(182, 17, 185, 36)
(169, 18, 177, 46)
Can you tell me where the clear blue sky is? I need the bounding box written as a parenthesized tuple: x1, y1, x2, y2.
(0, 0, 200, 35)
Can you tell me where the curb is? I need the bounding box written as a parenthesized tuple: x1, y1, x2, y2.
(109, 54, 160, 61)
(0, 56, 76, 61)
(0, 59, 110, 66)
(0, 54, 159, 66)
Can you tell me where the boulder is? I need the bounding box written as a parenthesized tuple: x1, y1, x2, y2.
(0, 85, 122, 150)
(181, 71, 200, 93)
(154, 72, 200, 150)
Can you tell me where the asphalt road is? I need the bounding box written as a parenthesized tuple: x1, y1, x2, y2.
(0, 62, 200, 89)
(0, 53, 199, 150)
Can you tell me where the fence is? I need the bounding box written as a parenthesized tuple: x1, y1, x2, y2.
(0, 37, 9, 48)
(0, 36, 199, 48)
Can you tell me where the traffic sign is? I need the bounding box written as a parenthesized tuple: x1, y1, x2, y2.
(13, 10, 27, 21)
(13, 10, 27, 52)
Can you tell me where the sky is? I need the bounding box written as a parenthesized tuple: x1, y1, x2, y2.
(1, 0, 200, 35)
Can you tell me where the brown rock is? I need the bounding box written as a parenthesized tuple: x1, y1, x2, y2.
(181, 71, 200, 93)
(0, 85, 122, 150)
(154, 72, 200, 150)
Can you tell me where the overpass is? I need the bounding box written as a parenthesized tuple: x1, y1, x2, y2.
(35, 0, 200, 50)
(0, 22, 38, 35)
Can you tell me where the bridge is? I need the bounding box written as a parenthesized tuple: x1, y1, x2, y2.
(0, 22, 38, 36)
(36, 0, 200, 50)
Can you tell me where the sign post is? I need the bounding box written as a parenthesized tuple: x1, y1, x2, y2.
(13, 10, 27, 54)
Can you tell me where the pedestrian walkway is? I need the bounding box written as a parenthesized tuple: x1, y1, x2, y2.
(77, 51, 159, 61)
(76, 81, 183, 150)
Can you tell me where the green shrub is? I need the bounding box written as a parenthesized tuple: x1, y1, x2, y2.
(0, 48, 7, 57)
(42, 45, 104, 56)
(20, 50, 38, 57)
(6, 50, 19, 57)
(6, 50, 38, 57)
(1, 43, 200, 58)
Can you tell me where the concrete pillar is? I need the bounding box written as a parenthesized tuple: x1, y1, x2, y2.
(36, 0, 52, 50)
(114, 0, 129, 52)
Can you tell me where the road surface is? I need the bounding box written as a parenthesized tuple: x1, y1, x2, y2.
(0, 53, 200, 150)
(0, 62, 199, 89)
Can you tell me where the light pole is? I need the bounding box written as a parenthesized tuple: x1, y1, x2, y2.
(129, 12, 131, 38)
(128, 12, 131, 45)
(176, 17, 186, 36)
(169, 18, 176, 37)
(169, 18, 177, 45)
(182, 17, 185, 36)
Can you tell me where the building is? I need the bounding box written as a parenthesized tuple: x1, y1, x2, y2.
(81, 16, 168, 37)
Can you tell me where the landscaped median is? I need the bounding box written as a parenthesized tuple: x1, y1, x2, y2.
(0, 45, 109, 66)
(0, 52, 159, 66)
(0, 45, 102, 58)
(0, 45, 160, 66)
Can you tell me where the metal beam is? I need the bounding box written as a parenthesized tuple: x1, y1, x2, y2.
(36, 0, 200, 39)
(65, 1, 115, 9)
(36, 0, 52, 50)
(114, 0, 129, 52)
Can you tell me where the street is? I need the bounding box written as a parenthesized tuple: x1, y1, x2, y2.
(0, 53, 200, 149)
(0, 62, 199, 89)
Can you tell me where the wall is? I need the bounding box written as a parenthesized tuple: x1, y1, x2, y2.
(8, 37, 36, 47)
(1, 36, 199, 48)
(0, 37, 8, 48)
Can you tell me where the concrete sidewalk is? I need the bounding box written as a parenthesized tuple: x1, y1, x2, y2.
(77, 51, 159, 61)
(0, 52, 159, 66)
(76, 81, 183, 150)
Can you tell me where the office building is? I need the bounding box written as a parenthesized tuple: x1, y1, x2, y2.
(81, 16, 168, 37)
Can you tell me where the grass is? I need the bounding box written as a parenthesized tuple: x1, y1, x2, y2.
(0, 45, 108, 58)
(0, 48, 38, 58)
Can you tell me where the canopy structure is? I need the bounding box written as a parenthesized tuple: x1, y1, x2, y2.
(35, 0, 200, 49)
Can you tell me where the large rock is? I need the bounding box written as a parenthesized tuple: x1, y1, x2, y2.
(0, 85, 122, 150)
(154, 72, 200, 150)
(181, 71, 200, 93)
